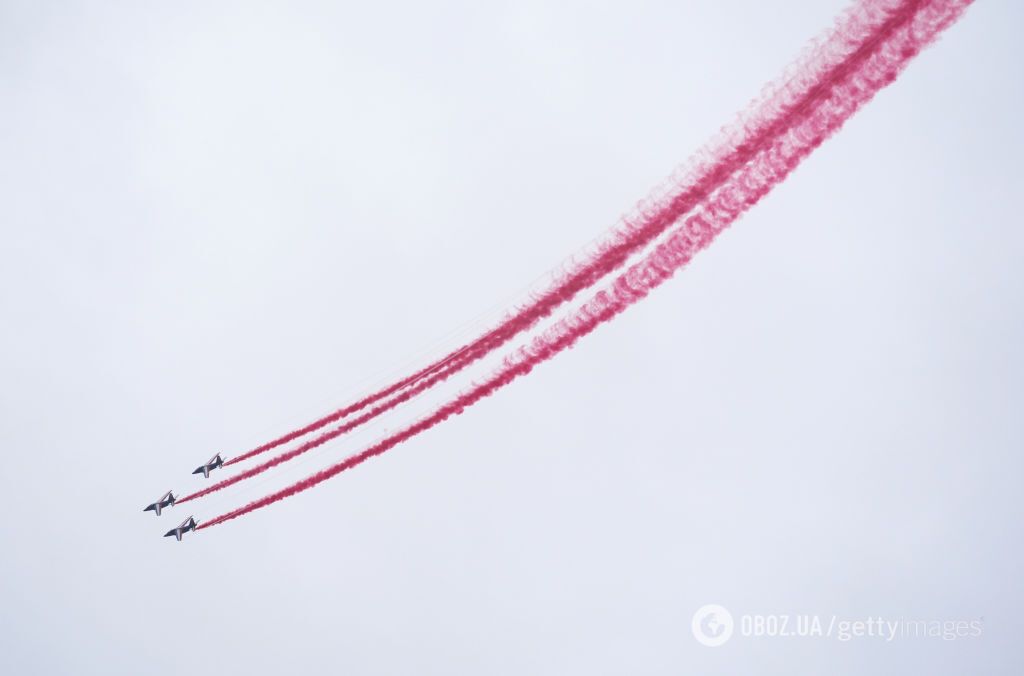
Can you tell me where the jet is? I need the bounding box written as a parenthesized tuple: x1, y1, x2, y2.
(164, 516, 198, 541)
(143, 490, 176, 516)
(192, 453, 225, 478)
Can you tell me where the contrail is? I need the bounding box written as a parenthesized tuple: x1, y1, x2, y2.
(197, 0, 973, 529)
(181, 0, 940, 503)
(224, 0, 930, 470)
(222, 353, 463, 467)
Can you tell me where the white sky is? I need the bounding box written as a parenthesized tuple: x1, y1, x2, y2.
(1, 1, 1021, 674)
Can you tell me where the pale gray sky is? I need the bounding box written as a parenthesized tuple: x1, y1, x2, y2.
(1, 1, 1021, 674)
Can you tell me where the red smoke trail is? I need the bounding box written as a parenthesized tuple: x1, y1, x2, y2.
(223, 351, 463, 467)
(186, 0, 931, 501)
(179, 363, 471, 503)
(225, 0, 926, 469)
(198, 0, 972, 529)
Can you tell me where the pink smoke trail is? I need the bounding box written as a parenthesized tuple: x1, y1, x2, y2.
(222, 352, 463, 467)
(224, 0, 927, 469)
(182, 0, 933, 503)
(197, 0, 973, 529)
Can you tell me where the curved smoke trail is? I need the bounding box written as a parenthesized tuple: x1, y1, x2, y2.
(223, 0, 926, 469)
(197, 0, 973, 527)
(179, 0, 930, 504)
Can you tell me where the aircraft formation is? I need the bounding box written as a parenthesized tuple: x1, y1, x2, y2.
(142, 454, 223, 541)
(137, 0, 975, 536)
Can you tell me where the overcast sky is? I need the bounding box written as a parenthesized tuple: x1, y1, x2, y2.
(1, 1, 1021, 674)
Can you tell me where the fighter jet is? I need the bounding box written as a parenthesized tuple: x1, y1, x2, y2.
(164, 516, 197, 541)
(143, 490, 175, 516)
(192, 453, 225, 478)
